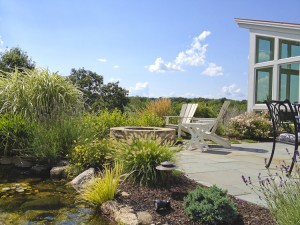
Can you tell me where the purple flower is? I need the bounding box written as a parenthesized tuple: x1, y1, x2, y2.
(242, 175, 248, 185)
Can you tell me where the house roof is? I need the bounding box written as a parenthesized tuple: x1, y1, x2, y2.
(235, 18, 300, 33)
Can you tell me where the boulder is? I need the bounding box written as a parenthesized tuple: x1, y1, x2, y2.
(137, 211, 153, 225)
(71, 168, 95, 192)
(50, 166, 68, 179)
(12, 156, 32, 168)
(101, 200, 138, 225)
(0, 156, 12, 165)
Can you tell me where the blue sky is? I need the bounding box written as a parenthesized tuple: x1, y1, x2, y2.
(1, 1, 300, 100)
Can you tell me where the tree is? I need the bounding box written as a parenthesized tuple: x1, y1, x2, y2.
(68, 68, 129, 111)
(68, 67, 103, 109)
(97, 82, 129, 112)
(0, 47, 35, 73)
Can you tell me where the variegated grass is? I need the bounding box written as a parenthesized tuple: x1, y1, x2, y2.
(79, 162, 124, 207)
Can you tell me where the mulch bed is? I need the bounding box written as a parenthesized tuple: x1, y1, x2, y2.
(116, 174, 276, 225)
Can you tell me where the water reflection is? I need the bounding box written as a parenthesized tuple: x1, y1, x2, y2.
(0, 165, 111, 225)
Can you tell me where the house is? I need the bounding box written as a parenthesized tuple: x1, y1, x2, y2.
(235, 18, 300, 111)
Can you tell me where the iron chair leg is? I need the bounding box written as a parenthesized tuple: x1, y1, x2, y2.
(266, 137, 276, 168)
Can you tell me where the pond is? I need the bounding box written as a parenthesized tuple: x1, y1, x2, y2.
(0, 165, 111, 225)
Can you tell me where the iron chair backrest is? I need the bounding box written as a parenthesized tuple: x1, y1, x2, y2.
(265, 99, 300, 175)
(265, 99, 298, 136)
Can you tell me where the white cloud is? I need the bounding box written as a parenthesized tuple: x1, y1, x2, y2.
(148, 57, 182, 73)
(113, 65, 119, 69)
(0, 36, 4, 52)
(222, 84, 245, 98)
(202, 63, 223, 76)
(129, 82, 149, 97)
(148, 31, 211, 73)
(97, 58, 107, 63)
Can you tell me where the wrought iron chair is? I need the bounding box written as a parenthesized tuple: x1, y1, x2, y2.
(265, 99, 299, 175)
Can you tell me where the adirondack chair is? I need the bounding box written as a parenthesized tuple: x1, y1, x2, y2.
(190, 101, 231, 149)
(164, 103, 198, 138)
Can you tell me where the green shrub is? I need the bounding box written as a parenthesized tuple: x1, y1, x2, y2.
(31, 117, 81, 164)
(112, 134, 177, 186)
(184, 185, 238, 225)
(70, 138, 113, 170)
(79, 162, 123, 207)
(229, 111, 271, 140)
(133, 111, 165, 127)
(0, 114, 34, 156)
(80, 109, 129, 139)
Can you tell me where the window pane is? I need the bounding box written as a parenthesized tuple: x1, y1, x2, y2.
(280, 74, 287, 100)
(279, 39, 300, 59)
(256, 68, 272, 103)
(279, 63, 299, 103)
(256, 36, 274, 63)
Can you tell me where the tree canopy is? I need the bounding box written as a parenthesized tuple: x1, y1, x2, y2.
(68, 67, 129, 111)
(0, 47, 35, 73)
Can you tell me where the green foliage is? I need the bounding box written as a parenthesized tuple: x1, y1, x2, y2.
(0, 47, 35, 73)
(80, 109, 129, 139)
(112, 134, 177, 186)
(184, 185, 238, 225)
(96, 82, 129, 112)
(70, 138, 113, 170)
(31, 117, 81, 164)
(79, 162, 123, 207)
(0, 68, 83, 121)
(194, 105, 217, 118)
(0, 114, 34, 156)
(229, 111, 271, 140)
(68, 68, 129, 112)
(133, 111, 165, 127)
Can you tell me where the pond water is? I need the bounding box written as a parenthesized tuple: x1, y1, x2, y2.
(0, 165, 111, 225)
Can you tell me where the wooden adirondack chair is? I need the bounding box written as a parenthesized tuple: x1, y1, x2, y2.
(192, 101, 231, 148)
(164, 103, 198, 138)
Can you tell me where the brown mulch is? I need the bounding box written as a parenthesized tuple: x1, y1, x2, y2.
(116, 174, 276, 225)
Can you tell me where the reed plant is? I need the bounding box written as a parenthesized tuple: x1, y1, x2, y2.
(144, 98, 172, 117)
(79, 162, 123, 207)
(0, 68, 83, 121)
(112, 134, 177, 186)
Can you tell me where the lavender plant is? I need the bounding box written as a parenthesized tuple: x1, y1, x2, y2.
(242, 149, 300, 225)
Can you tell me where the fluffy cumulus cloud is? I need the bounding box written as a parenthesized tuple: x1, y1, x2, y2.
(97, 58, 107, 63)
(148, 31, 211, 73)
(202, 63, 223, 76)
(222, 84, 245, 98)
(148, 58, 182, 72)
(129, 82, 149, 97)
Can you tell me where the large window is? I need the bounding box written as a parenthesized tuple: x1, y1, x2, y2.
(279, 63, 299, 103)
(256, 36, 274, 63)
(279, 39, 300, 59)
(255, 67, 272, 103)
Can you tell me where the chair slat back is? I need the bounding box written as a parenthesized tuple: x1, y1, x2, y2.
(210, 101, 231, 134)
(180, 103, 198, 124)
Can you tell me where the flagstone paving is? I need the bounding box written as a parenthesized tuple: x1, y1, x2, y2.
(177, 142, 294, 207)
